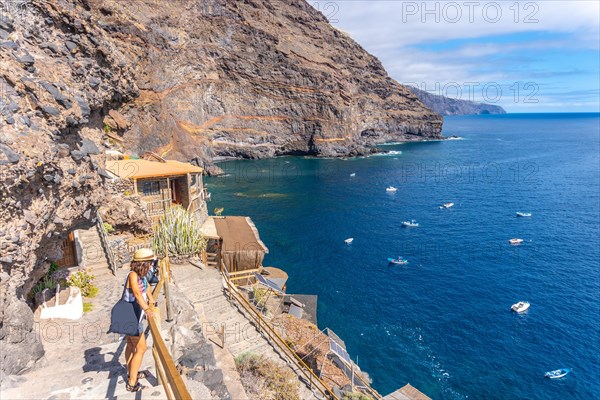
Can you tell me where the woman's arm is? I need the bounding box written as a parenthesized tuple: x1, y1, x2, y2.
(146, 285, 156, 307)
(128, 272, 154, 317)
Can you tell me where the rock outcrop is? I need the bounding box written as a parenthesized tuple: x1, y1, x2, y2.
(1, 0, 442, 379)
(0, 0, 138, 379)
(409, 86, 507, 115)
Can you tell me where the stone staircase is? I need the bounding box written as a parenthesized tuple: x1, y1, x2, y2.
(172, 264, 320, 400)
(78, 225, 114, 279)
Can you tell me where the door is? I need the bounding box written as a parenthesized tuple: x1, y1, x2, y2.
(56, 232, 77, 267)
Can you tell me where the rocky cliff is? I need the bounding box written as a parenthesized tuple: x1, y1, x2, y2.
(409, 86, 507, 115)
(0, 0, 441, 379)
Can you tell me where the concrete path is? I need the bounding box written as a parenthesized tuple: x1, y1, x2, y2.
(171, 264, 319, 400)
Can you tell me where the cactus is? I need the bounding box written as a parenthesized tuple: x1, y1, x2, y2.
(153, 206, 207, 257)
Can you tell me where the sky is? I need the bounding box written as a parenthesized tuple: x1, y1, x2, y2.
(310, 0, 600, 112)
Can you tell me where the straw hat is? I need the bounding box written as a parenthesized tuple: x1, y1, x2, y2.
(133, 248, 155, 262)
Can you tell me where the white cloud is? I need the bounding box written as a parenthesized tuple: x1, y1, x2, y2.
(328, 1, 600, 49)
(313, 0, 600, 111)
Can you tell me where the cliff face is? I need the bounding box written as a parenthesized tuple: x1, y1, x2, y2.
(409, 86, 507, 116)
(0, 0, 441, 378)
(98, 0, 443, 162)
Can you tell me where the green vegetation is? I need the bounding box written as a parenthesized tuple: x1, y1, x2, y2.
(153, 205, 207, 257)
(83, 302, 94, 312)
(30, 262, 65, 298)
(124, 189, 132, 196)
(252, 287, 270, 309)
(235, 353, 300, 400)
(66, 270, 98, 298)
(30, 276, 60, 298)
(103, 124, 112, 133)
(102, 222, 115, 234)
(342, 392, 374, 400)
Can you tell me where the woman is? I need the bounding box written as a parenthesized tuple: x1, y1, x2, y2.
(123, 248, 158, 392)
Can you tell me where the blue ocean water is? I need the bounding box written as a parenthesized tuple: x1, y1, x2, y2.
(206, 113, 600, 399)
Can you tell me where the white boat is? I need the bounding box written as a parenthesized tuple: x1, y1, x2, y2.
(401, 220, 419, 227)
(344, 238, 354, 244)
(350, 173, 356, 177)
(386, 186, 397, 192)
(440, 202, 454, 209)
(387, 257, 409, 265)
(545, 368, 571, 379)
(511, 301, 530, 313)
(516, 212, 532, 217)
(509, 238, 524, 245)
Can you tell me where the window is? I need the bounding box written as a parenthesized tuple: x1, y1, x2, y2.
(140, 180, 160, 196)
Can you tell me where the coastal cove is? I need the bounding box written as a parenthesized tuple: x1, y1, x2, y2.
(206, 114, 600, 399)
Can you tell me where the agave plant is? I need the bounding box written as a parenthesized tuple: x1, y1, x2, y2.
(153, 206, 207, 257)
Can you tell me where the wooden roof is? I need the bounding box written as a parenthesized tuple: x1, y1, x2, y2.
(213, 216, 269, 253)
(105, 159, 203, 179)
(384, 384, 431, 400)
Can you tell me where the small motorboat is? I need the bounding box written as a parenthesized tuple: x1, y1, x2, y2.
(545, 368, 571, 379)
(387, 257, 409, 265)
(386, 186, 397, 192)
(509, 238, 524, 245)
(350, 173, 356, 177)
(401, 220, 419, 227)
(440, 202, 454, 209)
(516, 212, 532, 217)
(344, 238, 354, 244)
(511, 301, 530, 313)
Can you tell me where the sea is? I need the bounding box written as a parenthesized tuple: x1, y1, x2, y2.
(206, 113, 600, 399)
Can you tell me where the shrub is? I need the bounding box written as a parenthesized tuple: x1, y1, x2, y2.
(153, 206, 207, 257)
(31, 276, 59, 297)
(66, 270, 98, 298)
(103, 124, 112, 133)
(102, 222, 115, 234)
(83, 302, 93, 312)
(343, 392, 374, 400)
(235, 353, 300, 400)
(252, 287, 269, 309)
(30, 262, 65, 298)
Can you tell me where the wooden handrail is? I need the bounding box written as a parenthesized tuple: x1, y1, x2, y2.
(148, 316, 192, 400)
(222, 273, 339, 400)
(95, 211, 117, 275)
(149, 257, 192, 400)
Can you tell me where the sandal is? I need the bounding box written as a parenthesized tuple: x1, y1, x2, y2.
(126, 380, 145, 392)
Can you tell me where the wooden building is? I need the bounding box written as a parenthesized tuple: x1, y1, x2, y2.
(106, 158, 208, 224)
(200, 216, 269, 284)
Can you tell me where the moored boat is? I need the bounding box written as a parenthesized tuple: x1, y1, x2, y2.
(516, 212, 532, 217)
(350, 173, 356, 177)
(544, 368, 571, 379)
(387, 257, 409, 265)
(401, 219, 419, 227)
(386, 186, 397, 192)
(511, 301, 530, 313)
(509, 238, 524, 245)
(344, 238, 354, 244)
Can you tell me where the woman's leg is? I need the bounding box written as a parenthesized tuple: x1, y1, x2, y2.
(125, 336, 134, 367)
(128, 333, 147, 386)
